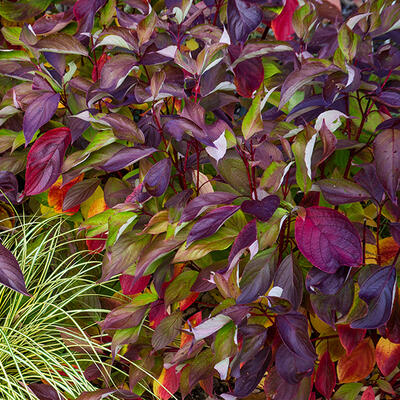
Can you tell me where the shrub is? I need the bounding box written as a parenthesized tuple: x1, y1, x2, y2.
(1, 0, 400, 399)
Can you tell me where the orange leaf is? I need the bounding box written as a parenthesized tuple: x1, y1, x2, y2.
(365, 237, 400, 266)
(376, 337, 400, 376)
(87, 196, 107, 218)
(48, 175, 83, 214)
(361, 386, 375, 400)
(180, 311, 202, 348)
(153, 366, 181, 400)
(337, 337, 375, 383)
(179, 292, 199, 311)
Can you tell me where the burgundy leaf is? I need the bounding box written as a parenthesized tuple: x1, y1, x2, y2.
(32, 10, 74, 35)
(62, 178, 100, 211)
(274, 254, 303, 310)
(23, 92, 61, 144)
(351, 266, 397, 329)
(24, 127, 71, 196)
(276, 311, 317, 361)
(241, 195, 280, 222)
(143, 158, 172, 197)
(275, 344, 314, 385)
(99, 54, 137, 90)
(186, 205, 240, 246)
(337, 324, 366, 355)
(271, 0, 298, 40)
(28, 383, 65, 400)
(119, 274, 151, 295)
(374, 129, 400, 204)
(32, 33, 88, 56)
(73, 0, 107, 39)
(100, 113, 144, 143)
(151, 311, 182, 351)
(0, 242, 29, 296)
(295, 206, 362, 273)
(102, 147, 157, 172)
(233, 58, 264, 98)
(315, 351, 336, 399)
(226, 219, 257, 271)
(0, 171, 18, 204)
(316, 121, 337, 166)
(180, 192, 237, 223)
(237, 251, 273, 304)
(227, 0, 262, 44)
(318, 178, 370, 205)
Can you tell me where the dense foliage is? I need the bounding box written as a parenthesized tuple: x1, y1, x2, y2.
(2, 0, 400, 399)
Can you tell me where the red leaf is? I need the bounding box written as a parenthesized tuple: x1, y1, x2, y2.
(179, 291, 199, 311)
(376, 337, 400, 376)
(295, 206, 362, 273)
(86, 232, 107, 254)
(271, 0, 299, 41)
(48, 175, 83, 214)
(361, 386, 375, 400)
(315, 351, 336, 399)
(337, 324, 366, 355)
(153, 366, 181, 400)
(24, 127, 71, 196)
(119, 275, 151, 295)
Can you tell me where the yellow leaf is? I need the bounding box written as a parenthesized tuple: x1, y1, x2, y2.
(81, 186, 107, 219)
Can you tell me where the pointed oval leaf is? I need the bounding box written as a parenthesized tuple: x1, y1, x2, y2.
(337, 338, 375, 383)
(376, 337, 400, 376)
(102, 146, 157, 172)
(62, 178, 100, 211)
(337, 324, 366, 355)
(180, 192, 237, 223)
(315, 351, 336, 399)
(33, 33, 88, 55)
(0, 242, 29, 295)
(23, 92, 61, 144)
(237, 251, 273, 304)
(351, 266, 396, 329)
(25, 127, 71, 196)
(276, 311, 317, 361)
(240, 195, 280, 222)
(186, 205, 240, 246)
(275, 344, 314, 385)
(306, 266, 350, 296)
(374, 129, 400, 204)
(143, 158, 172, 197)
(318, 178, 371, 205)
(295, 206, 362, 273)
(152, 311, 182, 351)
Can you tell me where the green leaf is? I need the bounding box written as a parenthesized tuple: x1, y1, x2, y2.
(242, 94, 263, 140)
(0, 50, 30, 62)
(332, 383, 363, 400)
(164, 270, 199, 307)
(338, 25, 360, 61)
(107, 211, 138, 247)
(213, 321, 236, 361)
(292, 130, 315, 193)
(1, 27, 23, 46)
(0, 0, 51, 21)
(151, 311, 182, 351)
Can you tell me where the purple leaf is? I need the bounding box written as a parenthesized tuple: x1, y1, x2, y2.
(227, 0, 262, 44)
(226, 219, 258, 272)
(274, 254, 303, 310)
(376, 91, 400, 107)
(24, 127, 71, 196)
(73, 0, 107, 39)
(100, 304, 148, 330)
(23, 92, 61, 144)
(276, 312, 317, 361)
(318, 178, 370, 205)
(99, 54, 137, 90)
(236, 251, 273, 304)
(143, 158, 172, 197)
(374, 129, 400, 204)
(232, 346, 271, 397)
(32, 9, 73, 35)
(0, 242, 29, 296)
(102, 147, 157, 172)
(275, 344, 315, 385)
(351, 266, 397, 330)
(233, 57, 264, 98)
(295, 206, 362, 274)
(240, 195, 280, 221)
(186, 205, 240, 246)
(0, 171, 18, 204)
(62, 178, 100, 211)
(353, 164, 385, 204)
(306, 266, 350, 295)
(28, 383, 65, 400)
(180, 192, 237, 223)
(33, 33, 88, 56)
(100, 113, 145, 143)
(151, 311, 182, 351)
